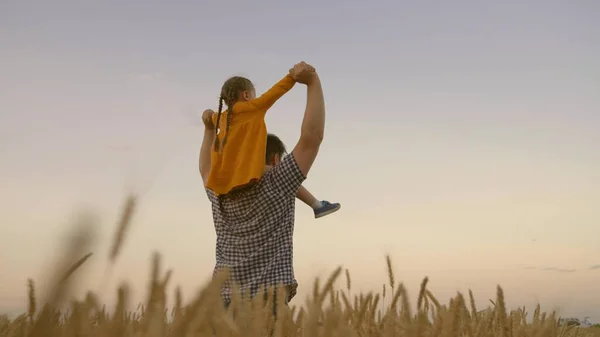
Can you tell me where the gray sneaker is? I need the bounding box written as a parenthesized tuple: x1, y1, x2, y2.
(314, 200, 341, 219)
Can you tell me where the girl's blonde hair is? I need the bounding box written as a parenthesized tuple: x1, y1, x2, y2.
(214, 76, 254, 151)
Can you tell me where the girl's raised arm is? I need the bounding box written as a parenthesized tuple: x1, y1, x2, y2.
(236, 74, 296, 114)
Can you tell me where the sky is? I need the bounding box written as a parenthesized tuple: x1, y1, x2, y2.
(1, 0, 599, 322)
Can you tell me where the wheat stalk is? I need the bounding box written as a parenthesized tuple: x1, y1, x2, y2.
(7, 196, 595, 337)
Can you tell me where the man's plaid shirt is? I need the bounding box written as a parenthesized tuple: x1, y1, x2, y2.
(206, 153, 306, 304)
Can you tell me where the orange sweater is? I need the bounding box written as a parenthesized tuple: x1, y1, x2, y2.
(206, 74, 296, 195)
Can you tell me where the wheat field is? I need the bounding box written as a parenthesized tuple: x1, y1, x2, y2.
(0, 195, 595, 337)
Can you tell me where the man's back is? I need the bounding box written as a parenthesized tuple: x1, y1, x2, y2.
(207, 153, 306, 303)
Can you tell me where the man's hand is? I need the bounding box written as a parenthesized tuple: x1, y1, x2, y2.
(289, 61, 317, 85)
(202, 109, 215, 129)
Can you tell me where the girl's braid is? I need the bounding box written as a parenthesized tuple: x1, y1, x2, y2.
(213, 96, 224, 151)
(221, 81, 239, 149)
(214, 76, 252, 151)
(222, 90, 234, 148)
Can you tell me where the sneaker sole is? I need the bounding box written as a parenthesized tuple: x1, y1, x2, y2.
(314, 204, 341, 219)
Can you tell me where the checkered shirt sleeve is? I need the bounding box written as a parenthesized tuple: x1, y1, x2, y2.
(262, 152, 307, 197)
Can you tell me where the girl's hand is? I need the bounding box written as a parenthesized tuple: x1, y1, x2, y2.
(202, 109, 216, 129)
(289, 61, 315, 77)
(290, 62, 317, 84)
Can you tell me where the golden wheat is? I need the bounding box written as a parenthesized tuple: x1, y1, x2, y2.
(1, 264, 597, 337)
(0, 197, 595, 337)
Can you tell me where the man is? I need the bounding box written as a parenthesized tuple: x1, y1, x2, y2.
(198, 62, 326, 314)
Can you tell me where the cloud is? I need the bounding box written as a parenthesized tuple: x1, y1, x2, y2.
(590, 265, 600, 270)
(540, 267, 576, 273)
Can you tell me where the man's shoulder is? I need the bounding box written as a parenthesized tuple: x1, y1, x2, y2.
(260, 153, 306, 197)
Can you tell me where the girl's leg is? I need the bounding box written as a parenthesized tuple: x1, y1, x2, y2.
(297, 185, 320, 208)
(296, 185, 342, 219)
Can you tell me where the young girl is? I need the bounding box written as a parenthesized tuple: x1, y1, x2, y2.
(204, 69, 340, 219)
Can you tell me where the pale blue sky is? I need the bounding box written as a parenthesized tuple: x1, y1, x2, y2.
(1, 0, 599, 320)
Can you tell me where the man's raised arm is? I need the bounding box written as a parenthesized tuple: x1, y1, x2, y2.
(290, 62, 325, 177)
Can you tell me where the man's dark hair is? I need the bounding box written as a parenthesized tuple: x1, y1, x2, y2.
(265, 133, 287, 164)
